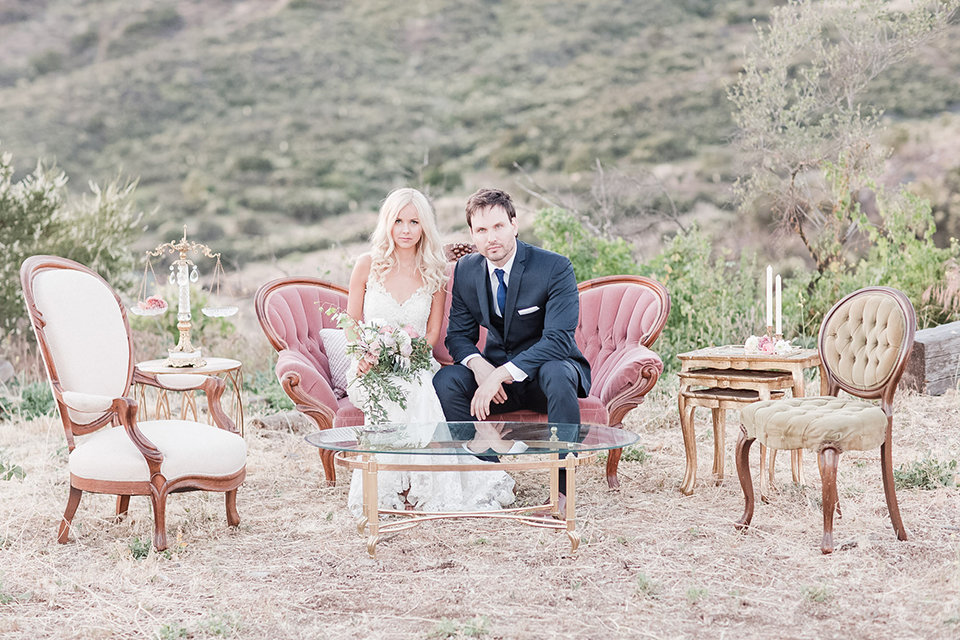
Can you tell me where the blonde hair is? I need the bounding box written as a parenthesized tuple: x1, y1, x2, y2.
(369, 188, 448, 294)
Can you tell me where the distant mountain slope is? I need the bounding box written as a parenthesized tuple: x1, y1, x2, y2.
(1, 0, 958, 258)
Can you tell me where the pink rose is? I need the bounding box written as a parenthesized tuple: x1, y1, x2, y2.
(403, 324, 419, 339)
(399, 341, 413, 357)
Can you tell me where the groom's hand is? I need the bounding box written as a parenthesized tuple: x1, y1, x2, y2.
(467, 359, 511, 420)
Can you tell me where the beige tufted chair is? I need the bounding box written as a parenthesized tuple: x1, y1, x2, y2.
(734, 287, 916, 554)
(21, 256, 246, 551)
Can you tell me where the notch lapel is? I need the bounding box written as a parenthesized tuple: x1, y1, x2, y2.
(503, 241, 525, 339)
(475, 257, 492, 331)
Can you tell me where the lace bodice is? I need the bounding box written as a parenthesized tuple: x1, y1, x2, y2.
(363, 276, 433, 336)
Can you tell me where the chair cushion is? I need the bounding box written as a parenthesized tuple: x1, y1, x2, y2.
(319, 328, 350, 398)
(70, 421, 246, 483)
(741, 396, 887, 452)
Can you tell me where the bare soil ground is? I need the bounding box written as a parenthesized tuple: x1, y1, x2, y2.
(1, 384, 959, 639)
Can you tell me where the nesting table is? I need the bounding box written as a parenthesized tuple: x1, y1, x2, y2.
(677, 346, 825, 497)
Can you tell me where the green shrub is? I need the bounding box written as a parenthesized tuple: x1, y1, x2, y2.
(641, 225, 765, 375)
(0, 380, 55, 422)
(532, 207, 639, 282)
(235, 156, 274, 173)
(18, 382, 54, 420)
(128, 537, 151, 560)
(245, 370, 294, 414)
(29, 50, 63, 76)
(894, 455, 958, 490)
(123, 8, 184, 36)
(0, 450, 25, 482)
(0, 149, 143, 334)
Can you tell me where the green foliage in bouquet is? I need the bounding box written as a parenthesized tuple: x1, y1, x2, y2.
(0, 146, 144, 334)
(326, 308, 434, 424)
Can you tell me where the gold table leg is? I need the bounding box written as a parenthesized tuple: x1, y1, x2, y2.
(564, 453, 580, 554)
(549, 453, 560, 517)
(363, 454, 380, 558)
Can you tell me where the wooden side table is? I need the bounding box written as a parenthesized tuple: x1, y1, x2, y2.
(136, 357, 244, 435)
(677, 346, 825, 497)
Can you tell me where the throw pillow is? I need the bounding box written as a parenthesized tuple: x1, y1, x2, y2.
(319, 328, 350, 398)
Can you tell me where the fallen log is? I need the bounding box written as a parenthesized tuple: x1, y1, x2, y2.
(901, 321, 960, 396)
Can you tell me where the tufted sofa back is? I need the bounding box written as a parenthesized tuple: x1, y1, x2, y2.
(819, 287, 916, 396)
(576, 276, 670, 399)
(256, 278, 349, 386)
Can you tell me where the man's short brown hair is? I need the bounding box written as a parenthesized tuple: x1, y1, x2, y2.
(465, 188, 516, 228)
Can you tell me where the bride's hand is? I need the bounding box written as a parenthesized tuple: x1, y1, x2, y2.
(356, 358, 373, 375)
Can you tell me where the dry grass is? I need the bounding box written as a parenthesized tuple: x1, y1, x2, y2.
(1, 385, 959, 639)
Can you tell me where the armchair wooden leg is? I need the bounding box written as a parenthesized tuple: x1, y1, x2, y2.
(880, 438, 907, 542)
(58, 486, 83, 544)
(225, 489, 240, 527)
(320, 449, 337, 486)
(605, 448, 622, 488)
(115, 495, 130, 522)
(150, 491, 169, 552)
(818, 446, 840, 554)
(735, 432, 755, 531)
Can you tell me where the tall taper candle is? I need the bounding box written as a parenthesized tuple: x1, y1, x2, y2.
(775, 274, 782, 336)
(766, 265, 773, 328)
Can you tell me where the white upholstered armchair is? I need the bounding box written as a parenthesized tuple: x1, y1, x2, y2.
(20, 256, 247, 551)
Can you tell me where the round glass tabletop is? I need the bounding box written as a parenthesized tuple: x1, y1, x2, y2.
(304, 421, 639, 456)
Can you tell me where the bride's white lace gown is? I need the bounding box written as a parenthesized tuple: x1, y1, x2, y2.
(346, 275, 515, 515)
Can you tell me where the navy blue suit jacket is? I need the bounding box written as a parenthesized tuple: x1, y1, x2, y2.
(445, 240, 591, 397)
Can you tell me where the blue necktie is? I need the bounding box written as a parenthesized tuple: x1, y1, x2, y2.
(494, 268, 507, 317)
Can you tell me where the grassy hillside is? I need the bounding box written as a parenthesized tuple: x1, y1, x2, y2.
(1, 0, 959, 262)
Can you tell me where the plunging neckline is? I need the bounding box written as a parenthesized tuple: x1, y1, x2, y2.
(369, 278, 427, 307)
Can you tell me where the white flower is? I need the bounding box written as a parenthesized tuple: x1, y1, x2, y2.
(774, 339, 794, 355)
(744, 335, 760, 354)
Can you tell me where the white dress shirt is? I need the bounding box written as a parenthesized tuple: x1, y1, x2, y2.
(461, 246, 528, 382)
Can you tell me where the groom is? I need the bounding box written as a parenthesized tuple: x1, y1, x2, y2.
(434, 188, 591, 498)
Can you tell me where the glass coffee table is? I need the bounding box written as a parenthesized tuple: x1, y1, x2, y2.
(305, 421, 638, 557)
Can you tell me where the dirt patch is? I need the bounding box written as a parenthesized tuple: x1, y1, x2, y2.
(0, 388, 959, 639)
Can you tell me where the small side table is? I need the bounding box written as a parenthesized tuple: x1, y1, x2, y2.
(677, 346, 825, 497)
(136, 357, 244, 436)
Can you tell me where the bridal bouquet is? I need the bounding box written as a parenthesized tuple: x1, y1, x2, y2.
(325, 308, 434, 424)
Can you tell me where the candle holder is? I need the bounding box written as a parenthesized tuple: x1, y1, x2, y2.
(766, 325, 774, 340)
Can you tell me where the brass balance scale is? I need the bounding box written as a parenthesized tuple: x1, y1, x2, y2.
(129, 226, 237, 368)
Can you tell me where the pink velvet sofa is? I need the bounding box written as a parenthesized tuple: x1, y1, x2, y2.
(255, 268, 669, 488)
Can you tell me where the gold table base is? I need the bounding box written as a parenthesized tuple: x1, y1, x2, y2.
(335, 451, 596, 558)
(134, 358, 245, 436)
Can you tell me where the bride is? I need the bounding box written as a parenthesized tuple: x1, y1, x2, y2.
(344, 187, 515, 515)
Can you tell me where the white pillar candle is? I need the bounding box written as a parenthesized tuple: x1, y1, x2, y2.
(775, 274, 782, 336)
(766, 265, 773, 327)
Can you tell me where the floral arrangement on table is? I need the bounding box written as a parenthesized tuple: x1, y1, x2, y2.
(744, 334, 795, 355)
(325, 308, 433, 424)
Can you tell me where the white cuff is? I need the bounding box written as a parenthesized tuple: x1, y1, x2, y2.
(461, 353, 482, 367)
(504, 361, 527, 382)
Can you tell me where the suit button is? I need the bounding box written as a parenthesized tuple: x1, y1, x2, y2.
(507, 351, 513, 357)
